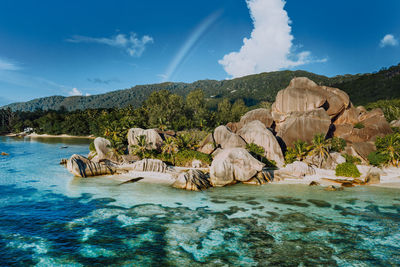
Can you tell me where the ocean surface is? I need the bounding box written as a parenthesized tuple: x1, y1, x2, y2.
(0, 136, 399, 266)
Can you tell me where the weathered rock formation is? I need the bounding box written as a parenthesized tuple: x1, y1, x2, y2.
(278, 161, 316, 178)
(334, 108, 392, 143)
(128, 128, 163, 151)
(237, 120, 284, 167)
(305, 152, 346, 170)
(210, 148, 265, 187)
(93, 137, 119, 163)
(213, 126, 246, 149)
(272, 77, 350, 118)
(67, 154, 115, 177)
(275, 108, 331, 147)
(131, 159, 167, 173)
(390, 119, 400, 128)
(197, 134, 215, 154)
(172, 169, 211, 191)
(228, 108, 274, 133)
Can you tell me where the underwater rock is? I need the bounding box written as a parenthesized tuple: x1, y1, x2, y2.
(67, 154, 115, 177)
(172, 169, 211, 191)
(324, 185, 344, 191)
(309, 181, 320, 186)
(131, 159, 167, 173)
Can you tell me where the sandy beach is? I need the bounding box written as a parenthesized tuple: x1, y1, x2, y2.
(102, 165, 400, 189)
(27, 133, 95, 139)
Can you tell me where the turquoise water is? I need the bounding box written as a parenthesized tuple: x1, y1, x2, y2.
(0, 136, 399, 266)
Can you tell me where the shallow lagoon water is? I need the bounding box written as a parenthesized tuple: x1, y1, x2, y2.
(0, 137, 399, 266)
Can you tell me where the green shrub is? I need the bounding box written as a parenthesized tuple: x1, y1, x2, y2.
(246, 143, 265, 157)
(335, 162, 361, 178)
(368, 151, 389, 167)
(173, 149, 212, 167)
(246, 143, 277, 168)
(89, 141, 96, 152)
(354, 123, 365, 129)
(284, 140, 310, 164)
(330, 137, 346, 152)
(284, 147, 297, 164)
(343, 154, 362, 164)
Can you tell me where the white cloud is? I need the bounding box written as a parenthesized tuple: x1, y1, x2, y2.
(380, 34, 398, 47)
(219, 0, 324, 78)
(67, 33, 154, 57)
(0, 58, 20, 71)
(69, 88, 83, 96)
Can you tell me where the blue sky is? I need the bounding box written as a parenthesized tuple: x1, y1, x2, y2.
(0, 0, 399, 105)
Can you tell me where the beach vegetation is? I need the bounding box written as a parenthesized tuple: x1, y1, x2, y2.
(374, 133, 400, 167)
(309, 134, 331, 168)
(246, 143, 277, 168)
(335, 162, 361, 178)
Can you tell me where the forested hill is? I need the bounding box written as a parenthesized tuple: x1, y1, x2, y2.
(3, 64, 400, 112)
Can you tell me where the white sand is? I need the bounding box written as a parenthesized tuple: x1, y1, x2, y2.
(28, 133, 95, 139)
(110, 171, 176, 185)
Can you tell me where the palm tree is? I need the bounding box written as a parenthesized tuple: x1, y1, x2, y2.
(162, 137, 178, 164)
(293, 140, 310, 161)
(376, 133, 400, 167)
(309, 134, 331, 168)
(131, 135, 151, 159)
(176, 133, 195, 150)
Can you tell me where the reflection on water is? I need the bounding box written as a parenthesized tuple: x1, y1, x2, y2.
(0, 137, 399, 266)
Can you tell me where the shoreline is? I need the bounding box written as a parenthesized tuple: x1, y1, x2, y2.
(104, 166, 400, 190)
(4, 133, 95, 139)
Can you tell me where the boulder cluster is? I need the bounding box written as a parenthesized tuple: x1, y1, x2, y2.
(215, 77, 392, 162)
(66, 77, 393, 191)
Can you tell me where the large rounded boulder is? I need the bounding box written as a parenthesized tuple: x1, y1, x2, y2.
(213, 125, 246, 149)
(275, 108, 331, 147)
(128, 128, 163, 151)
(272, 77, 349, 118)
(237, 120, 284, 167)
(172, 169, 211, 191)
(131, 159, 167, 173)
(93, 137, 119, 163)
(210, 148, 265, 187)
(67, 154, 115, 177)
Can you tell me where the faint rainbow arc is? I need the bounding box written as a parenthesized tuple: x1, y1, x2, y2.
(162, 10, 222, 82)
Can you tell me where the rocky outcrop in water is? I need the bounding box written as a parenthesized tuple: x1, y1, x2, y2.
(131, 159, 167, 173)
(172, 169, 211, 191)
(210, 148, 265, 187)
(67, 154, 116, 177)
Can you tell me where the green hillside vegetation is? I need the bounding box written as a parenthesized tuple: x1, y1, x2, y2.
(4, 63, 400, 112)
